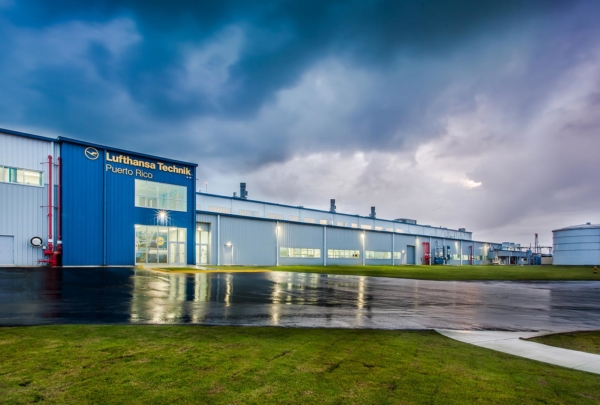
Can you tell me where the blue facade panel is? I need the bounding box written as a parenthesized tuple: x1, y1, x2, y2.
(61, 141, 196, 266)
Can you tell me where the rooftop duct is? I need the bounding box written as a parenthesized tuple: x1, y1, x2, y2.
(369, 206, 376, 218)
(240, 182, 248, 200)
(330, 199, 336, 213)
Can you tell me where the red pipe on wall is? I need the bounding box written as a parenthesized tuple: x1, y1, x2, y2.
(57, 157, 61, 242)
(469, 246, 473, 265)
(47, 155, 52, 242)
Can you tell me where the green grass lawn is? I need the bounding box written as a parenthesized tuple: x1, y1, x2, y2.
(529, 331, 600, 355)
(167, 264, 600, 281)
(1, 326, 600, 404)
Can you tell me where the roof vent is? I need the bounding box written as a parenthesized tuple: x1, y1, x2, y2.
(369, 206, 376, 218)
(240, 182, 248, 200)
(586, 222, 591, 225)
(329, 199, 336, 213)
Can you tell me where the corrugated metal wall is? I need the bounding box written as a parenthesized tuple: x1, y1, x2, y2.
(279, 222, 324, 265)
(0, 183, 48, 265)
(553, 228, 600, 265)
(192, 213, 496, 267)
(0, 133, 53, 265)
(220, 217, 276, 266)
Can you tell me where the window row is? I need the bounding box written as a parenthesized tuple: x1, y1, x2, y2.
(280, 247, 321, 258)
(0, 165, 43, 186)
(366, 251, 391, 259)
(135, 180, 187, 212)
(328, 249, 360, 258)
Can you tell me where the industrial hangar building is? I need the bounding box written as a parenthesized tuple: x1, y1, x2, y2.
(1, 127, 519, 267)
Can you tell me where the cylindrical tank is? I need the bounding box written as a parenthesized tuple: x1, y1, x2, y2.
(552, 223, 600, 265)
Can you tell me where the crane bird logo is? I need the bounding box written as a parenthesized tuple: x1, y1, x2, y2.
(84, 147, 99, 160)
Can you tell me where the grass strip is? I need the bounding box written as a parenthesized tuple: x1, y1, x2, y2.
(529, 331, 600, 355)
(1, 325, 599, 404)
(161, 264, 600, 281)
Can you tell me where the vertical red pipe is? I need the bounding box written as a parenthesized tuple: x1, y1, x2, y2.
(57, 157, 61, 241)
(48, 155, 53, 241)
(469, 246, 473, 265)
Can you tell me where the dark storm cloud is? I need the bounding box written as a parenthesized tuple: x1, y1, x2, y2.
(0, 1, 576, 152)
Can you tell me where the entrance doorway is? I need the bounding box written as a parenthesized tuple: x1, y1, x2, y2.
(135, 225, 187, 265)
(196, 223, 210, 265)
(169, 242, 186, 265)
(406, 245, 416, 265)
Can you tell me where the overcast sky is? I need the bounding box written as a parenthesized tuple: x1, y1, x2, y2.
(1, 0, 599, 246)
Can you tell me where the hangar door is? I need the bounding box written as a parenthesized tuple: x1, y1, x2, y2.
(0, 236, 14, 265)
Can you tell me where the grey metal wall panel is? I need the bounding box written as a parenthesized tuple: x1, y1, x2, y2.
(0, 236, 14, 264)
(279, 222, 323, 249)
(553, 228, 600, 265)
(0, 183, 48, 265)
(278, 223, 324, 265)
(0, 132, 53, 266)
(0, 133, 53, 172)
(221, 217, 276, 266)
(365, 231, 392, 252)
(326, 227, 362, 250)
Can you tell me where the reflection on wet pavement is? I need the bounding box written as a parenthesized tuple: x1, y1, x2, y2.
(1, 267, 599, 332)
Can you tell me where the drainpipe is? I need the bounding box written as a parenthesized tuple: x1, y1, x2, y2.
(391, 232, 394, 266)
(323, 226, 327, 266)
(217, 215, 221, 265)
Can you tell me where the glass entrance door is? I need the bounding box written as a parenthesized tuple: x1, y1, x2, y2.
(135, 225, 187, 265)
(200, 245, 208, 264)
(169, 242, 186, 265)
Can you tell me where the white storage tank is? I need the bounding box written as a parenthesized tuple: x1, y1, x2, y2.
(553, 223, 600, 265)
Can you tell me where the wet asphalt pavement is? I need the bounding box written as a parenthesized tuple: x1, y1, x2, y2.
(1, 267, 599, 332)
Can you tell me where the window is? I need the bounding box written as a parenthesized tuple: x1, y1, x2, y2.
(304, 217, 315, 223)
(0, 165, 42, 186)
(327, 249, 360, 259)
(280, 247, 321, 258)
(375, 226, 383, 231)
(319, 219, 328, 225)
(208, 206, 231, 214)
(393, 252, 401, 259)
(337, 222, 346, 227)
(266, 213, 284, 220)
(135, 180, 187, 212)
(289, 215, 299, 221)
(360, 224, 372, 230)
(386, 228, 393, 232)
(351, 223, 358, 228)
(239, 209, 259, 217)
(366, 251, 392, 259)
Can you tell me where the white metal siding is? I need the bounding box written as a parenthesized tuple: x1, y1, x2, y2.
(0, 236, 14, 265)
(0, 133, 53, 266)
(220, 217, 276, 266)
(553, 228, 600, 265)
(279, 222, 324, 265)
